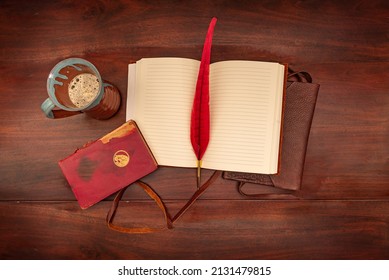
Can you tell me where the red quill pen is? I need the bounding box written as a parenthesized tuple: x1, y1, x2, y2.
(191, 17, 217, 187)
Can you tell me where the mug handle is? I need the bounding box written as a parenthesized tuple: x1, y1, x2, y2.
(41, 98, 55, 118)
(41, 98, 82, 119)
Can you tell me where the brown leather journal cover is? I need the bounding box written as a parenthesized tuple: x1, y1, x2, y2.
(59, 121, 158, 209)
(223, 72, 319, 191)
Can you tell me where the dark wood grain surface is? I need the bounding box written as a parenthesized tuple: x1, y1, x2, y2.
(1, 0, 388, 259)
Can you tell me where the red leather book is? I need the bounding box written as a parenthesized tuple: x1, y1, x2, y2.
(59, 121, 158, 209)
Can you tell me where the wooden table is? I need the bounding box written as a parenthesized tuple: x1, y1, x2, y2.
(1, 0, 388, 259)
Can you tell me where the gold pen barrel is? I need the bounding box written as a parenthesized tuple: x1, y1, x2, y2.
(197, 160, 202, 188)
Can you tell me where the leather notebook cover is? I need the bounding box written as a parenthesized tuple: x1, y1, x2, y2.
(223, 76, 319, 191)
(59, 121, 158, 209)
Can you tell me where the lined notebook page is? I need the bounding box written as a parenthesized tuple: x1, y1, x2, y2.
(132, 58, 199, 167)
(202, 61, 284, 173)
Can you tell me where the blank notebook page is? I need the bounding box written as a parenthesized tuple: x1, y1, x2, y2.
(203, 60, 284, 173)
(132, 58, 199, 167)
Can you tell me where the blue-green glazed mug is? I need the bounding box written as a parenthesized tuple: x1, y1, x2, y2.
(41, 58, 120, 119)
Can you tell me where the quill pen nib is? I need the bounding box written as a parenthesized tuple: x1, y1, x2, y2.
(196, 160, 202, 189)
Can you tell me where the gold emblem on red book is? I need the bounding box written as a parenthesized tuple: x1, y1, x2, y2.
(113, 150, 130, 167)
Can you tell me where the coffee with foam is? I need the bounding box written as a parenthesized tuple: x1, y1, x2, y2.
(68, 73, 100, 108)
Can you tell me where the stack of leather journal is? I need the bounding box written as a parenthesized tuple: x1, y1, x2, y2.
(126, 58, 319, 195)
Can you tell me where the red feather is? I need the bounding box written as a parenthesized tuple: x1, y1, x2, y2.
(191, 17, 217, 161)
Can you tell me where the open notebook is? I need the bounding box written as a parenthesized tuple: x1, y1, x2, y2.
(127, 57, 286, 174)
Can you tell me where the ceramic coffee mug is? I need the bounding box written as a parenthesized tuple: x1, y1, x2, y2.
(41, 58, 120, 119)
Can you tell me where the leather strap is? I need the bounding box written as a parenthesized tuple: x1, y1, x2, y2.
(106, 180, 173, 233)
(287, 69, 312, 83)
(107, 170, 221, 233)
(237, 182, 300, 199)
(172, 170, 222, 223)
